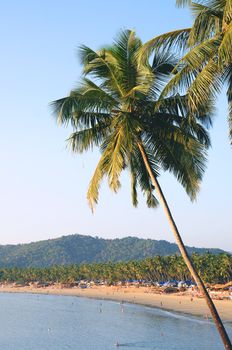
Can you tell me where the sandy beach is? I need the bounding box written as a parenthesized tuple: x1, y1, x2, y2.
(0, 284, 231, 322)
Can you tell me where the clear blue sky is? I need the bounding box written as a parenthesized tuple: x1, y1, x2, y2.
(0, 1, 231, 250)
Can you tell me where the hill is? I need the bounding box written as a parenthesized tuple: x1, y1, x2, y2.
(0, 234, 226, 268)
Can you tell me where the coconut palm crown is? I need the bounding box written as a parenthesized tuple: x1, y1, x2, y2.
(140, 0, 232, 140)
(52, 30, 210, 209)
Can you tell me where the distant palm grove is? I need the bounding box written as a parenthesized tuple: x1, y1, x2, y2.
(1, 253, 231, 285)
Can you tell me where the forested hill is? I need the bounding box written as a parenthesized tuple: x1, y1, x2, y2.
(0, 234, 226, 268)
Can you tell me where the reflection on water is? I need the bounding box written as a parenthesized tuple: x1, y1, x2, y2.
(0, 293, 231, 350)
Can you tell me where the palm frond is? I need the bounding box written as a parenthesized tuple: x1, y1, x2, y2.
(51, 93, 113, 130)
(148, 50, 179, 98)
(224, 65, 232, 141)
(218, 23, 232, 67)
(87, 154, 106, 211)
(110, 30, 153, 96)
(223, 0, 232, 23)
(143, 107, 212, 147)
(51, 78, 118, 130)
(103, 129, 126, 192)
(176, 36, 221, 71)
(132, 146, 159, 208)
(130, 169, 138, 207)
(79, 78, 118, 110)
(79, 45, 124, 97)
(229, 104, 232, 142)
(176, 0, 192, 7)
(51, 92, 82, 127)
(187, 59, 222, 113)
(98, 113, 137, 193)
(139, 29, 191, 65)
(157, 64, 198, 103)
(147, 132, 207, 200)
(183, 119, 212, 146)
(156, 37, 221, 114)
(67, 122, 110, 153)
(188, 3, 222, 45)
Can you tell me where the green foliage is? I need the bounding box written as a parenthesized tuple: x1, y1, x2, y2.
(0, 253, 231, 285)
(141, 0, 232, 142)
(0, 234, 226, 268)
(52, 29, 211, 210)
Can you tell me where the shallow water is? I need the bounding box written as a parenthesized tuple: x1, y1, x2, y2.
(0, 293, 231, 349)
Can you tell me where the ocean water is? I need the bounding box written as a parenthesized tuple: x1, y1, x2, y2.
(0, 293, 231, 350)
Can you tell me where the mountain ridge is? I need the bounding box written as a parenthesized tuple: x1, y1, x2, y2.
(0, 234, 227, 268)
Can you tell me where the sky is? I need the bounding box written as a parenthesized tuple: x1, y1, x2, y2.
(0, 1, 231, 250)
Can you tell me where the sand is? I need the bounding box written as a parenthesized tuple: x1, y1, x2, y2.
(0, 284, 231, 322)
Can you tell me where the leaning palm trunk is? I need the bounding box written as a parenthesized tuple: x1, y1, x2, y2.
(138, 142, 232, 350)
(53, 30, 231, 349)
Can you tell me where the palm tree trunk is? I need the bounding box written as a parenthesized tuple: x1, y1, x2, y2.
(137, 142, 232, 350)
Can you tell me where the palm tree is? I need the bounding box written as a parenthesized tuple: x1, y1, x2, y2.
(51, 30, 231, 348)
(140, 0, 232, 143)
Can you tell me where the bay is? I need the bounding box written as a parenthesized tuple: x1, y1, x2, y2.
(0, 293, 231, 349)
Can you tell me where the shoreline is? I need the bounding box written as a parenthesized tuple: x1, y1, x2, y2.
(0, 285, 232, 323)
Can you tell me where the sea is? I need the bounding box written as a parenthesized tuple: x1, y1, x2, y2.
(0, 293, 231, 349)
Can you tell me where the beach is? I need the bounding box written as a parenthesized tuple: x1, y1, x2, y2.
(0, 284, 231, 322)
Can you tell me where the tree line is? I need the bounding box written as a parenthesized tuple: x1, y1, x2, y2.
(0, 253, 231, 285)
